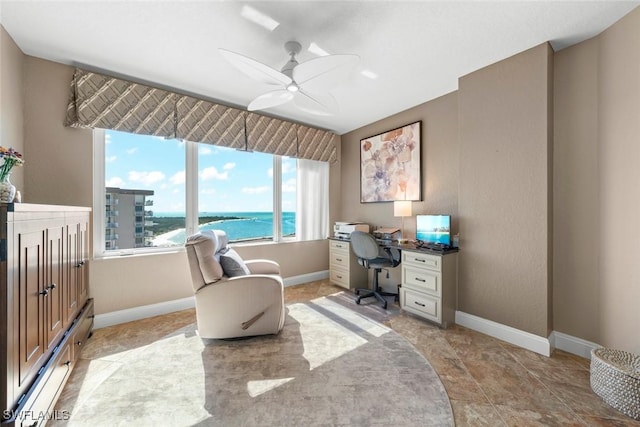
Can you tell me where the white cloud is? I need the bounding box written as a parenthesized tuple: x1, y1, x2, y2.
(200, 166, 228, 181)
(223, 162, 236, 170)
(105, 177, 125, 187)
(170, 171, 185, 185)
(128, 170, 165, 185)
(126, 147, 138, 155)
(105, 133, 112, 144)
(105, 155, 117, 163)
(282, 159, 296, 174)
(201, 188, 216, 195)
(199, 146, 213, 155)
(242, 186, 270, 195)
(267, 167, 273, 178)
(282, 178, 296, 193)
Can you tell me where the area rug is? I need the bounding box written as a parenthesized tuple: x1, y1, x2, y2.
(56, 296, 454, 426)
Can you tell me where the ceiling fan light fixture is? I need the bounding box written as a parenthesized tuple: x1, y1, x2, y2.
(286, 83, 299, 92)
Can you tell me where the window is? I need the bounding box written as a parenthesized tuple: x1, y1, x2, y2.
(94, 129, 307, 257)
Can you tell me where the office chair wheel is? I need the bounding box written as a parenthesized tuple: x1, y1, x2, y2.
(356, 297, 361, 305)
(382, 301, 387, 310)
(355, 289, 360, 296)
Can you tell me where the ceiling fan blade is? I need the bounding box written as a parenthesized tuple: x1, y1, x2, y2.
(293, 54, 359, 92)
(219, 48, 292, 86)
(248, 89, 295, 111)
(294, 90, 338, 116)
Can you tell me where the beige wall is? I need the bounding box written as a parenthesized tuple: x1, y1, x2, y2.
(554, 8, 640, 354)
(458, 43, 553, 338)
(0, 26, 25, 190)
(17, 53, 336, 315)
(340, 92, 459, 291)
(553, 38, 601, 343)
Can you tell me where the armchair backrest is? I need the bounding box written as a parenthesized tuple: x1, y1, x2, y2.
(185, 230, 227, 292)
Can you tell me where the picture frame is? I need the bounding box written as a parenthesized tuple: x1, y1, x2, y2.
(360, 121, 421, 203)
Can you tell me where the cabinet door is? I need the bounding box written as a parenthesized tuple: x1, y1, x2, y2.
(77, 218, 89, 305)
(16, 227, 46, 390)
(63, 224, 79, 327)
(45, 226, 65, 350)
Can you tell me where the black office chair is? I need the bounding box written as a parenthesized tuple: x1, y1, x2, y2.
(350, 231, 400, 309)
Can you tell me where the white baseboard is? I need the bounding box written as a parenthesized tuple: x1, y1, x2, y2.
(551, 331, 600, 360)
(94, 296, 196, 329)
(94, 270, 330, 329)
(455, 311, 552, 357)
(283, 270, 329, 287)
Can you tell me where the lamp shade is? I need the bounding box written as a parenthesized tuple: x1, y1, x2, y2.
(393, 200, 412, 217)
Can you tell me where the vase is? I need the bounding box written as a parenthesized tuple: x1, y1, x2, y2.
(0, 174, 16, 203)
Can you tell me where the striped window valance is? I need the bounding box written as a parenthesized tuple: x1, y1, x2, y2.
(64, 68, 338, 162)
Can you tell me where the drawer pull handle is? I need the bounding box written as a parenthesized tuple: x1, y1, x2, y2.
(336, 275, 343, 279)
(336, 244, 344, 248)
(336, 258, 343, 262)
(414, 258, 425, 263)
(414, 301, 426, 307)
(415, 278, 426, 282)
(39, 289, 49, 296)
(64, 360, 71, 366)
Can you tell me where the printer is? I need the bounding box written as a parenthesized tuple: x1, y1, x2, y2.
(333, 222, 370, 239)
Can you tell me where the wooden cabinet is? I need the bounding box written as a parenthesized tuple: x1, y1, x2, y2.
(329, 239, 367, 290)
(400, 249, 457, 328)
(1, 203, 93, 426)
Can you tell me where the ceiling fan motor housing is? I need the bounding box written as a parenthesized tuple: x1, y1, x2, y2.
(281, 41, 302, 78)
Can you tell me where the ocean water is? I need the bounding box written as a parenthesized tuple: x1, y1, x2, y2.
(415, 231, 450, 245)
(155, 212, 295, 244)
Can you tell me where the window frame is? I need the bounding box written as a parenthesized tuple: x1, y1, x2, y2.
(93, 129, 294, 258)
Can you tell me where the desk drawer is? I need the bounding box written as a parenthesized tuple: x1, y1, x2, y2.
(330, 267, 350, 289)
(329, 250, 350, 269)
(402, 251, 441, 271)
(402, 266, 440, 296)
(402, 289, 440, 323)
(330, 240, 350, 252)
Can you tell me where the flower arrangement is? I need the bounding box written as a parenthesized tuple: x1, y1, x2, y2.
(0, 146, 24, 181)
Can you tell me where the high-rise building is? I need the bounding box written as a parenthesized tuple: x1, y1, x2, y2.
(105, 187, 154, 250)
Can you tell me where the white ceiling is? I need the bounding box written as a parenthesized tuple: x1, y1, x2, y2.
(1, 1, 638, 135)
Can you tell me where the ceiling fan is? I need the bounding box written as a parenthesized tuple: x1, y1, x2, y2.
(219, 41, 359, 116)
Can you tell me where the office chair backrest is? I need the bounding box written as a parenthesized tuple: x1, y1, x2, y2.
(350, 231, 381, 260)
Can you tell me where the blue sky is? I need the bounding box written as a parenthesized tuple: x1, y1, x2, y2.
(105, 130, 296, 214)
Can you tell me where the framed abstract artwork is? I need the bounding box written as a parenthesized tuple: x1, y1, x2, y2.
(360, 121, 421, 203)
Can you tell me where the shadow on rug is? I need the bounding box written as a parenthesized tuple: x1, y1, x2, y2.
(56, 295, 453, 426)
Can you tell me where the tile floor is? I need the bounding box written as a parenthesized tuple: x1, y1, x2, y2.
(286, 281, 640, 426)
(63, 280, 640, 426)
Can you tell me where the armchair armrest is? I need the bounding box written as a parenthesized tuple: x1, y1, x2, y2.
(245, 259, 281, 275)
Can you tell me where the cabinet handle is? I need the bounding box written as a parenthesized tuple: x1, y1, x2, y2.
(336, 258, 342, 262)
(414, 258, 425, 263)
(64, 360, 71, 366)
(415, 277, 426, 283)
(76, 260, 85, 268)
(39, 289, 49, 296)
(47, 283, 57, 290)
(77, 341, 82, 346)
(336, 275, 343, 279)
(414, 301, 426, 307)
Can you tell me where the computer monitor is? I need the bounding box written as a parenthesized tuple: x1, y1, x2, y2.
(416, 215, 451, 246)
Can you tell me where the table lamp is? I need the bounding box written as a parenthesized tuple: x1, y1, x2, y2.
(394, 200, 412, 243)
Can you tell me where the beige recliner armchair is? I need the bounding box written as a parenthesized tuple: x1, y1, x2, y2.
(184, 230, 285, 339)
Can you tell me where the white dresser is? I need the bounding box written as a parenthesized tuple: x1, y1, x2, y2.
(329, 239, 367, 290)
(400, 249, 457, 328)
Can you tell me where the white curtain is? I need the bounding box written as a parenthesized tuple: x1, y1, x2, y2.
(296, 158, 329, 240)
